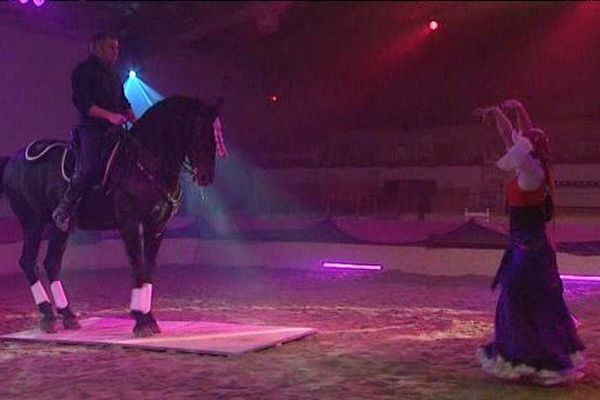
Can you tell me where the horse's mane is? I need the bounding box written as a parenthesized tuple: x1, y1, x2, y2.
(130, 96, 213, 147)
(130, 96, 209, 138)
(128, 96, 215, 165)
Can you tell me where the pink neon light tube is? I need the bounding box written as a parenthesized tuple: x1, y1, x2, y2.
(322, 262, 382, 271)
(560, 274, 600, 282)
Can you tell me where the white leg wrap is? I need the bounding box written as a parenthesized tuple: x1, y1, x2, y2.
(31, 281, 50, 305)
(130, 287, 141, 312)
(50, 281, 68, 309)
(140, 283, 153, 314)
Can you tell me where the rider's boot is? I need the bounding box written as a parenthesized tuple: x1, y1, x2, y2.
(52, 175, 84, 232)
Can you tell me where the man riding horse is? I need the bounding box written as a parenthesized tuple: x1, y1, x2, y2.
(0, 29, 224, 336)
(52, 32, 137, 232)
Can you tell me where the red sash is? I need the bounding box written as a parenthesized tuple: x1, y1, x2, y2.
(506, 177, 545, 207)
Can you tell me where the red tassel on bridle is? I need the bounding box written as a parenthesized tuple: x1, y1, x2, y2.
(213, 117, 228, 159)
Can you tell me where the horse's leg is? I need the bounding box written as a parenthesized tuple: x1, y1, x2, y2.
(120, 221, 155, 337)
(20, 226, 57, 333)
(43, 226, 81, 330)
(141, 223, 166, 334)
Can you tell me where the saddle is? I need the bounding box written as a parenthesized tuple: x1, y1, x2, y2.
(24, 130, 123, 188)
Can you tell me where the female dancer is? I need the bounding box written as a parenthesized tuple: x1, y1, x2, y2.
(473, 99, 585, 386)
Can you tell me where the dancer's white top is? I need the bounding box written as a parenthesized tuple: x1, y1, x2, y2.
(496, 130, 545, 191)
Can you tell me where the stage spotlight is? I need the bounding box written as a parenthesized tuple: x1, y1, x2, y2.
(124, 72, 164, 117)
(32, 0, 45, 6)
(18, 0, 29, 4)
(429, 20, 440, 31)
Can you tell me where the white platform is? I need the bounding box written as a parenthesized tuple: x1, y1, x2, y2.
(0, 317, 316, 356)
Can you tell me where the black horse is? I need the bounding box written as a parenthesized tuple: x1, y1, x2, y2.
(0, 96, 219, 337)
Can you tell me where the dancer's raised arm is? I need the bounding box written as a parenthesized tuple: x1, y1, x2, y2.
(473, 105, 514, 149)
(502, 99, 533, 133)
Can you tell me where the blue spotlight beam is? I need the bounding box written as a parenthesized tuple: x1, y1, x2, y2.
(123, 74, 164, 117)
(134, 78, 154, 108)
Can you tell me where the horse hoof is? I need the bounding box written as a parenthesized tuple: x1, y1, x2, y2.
(131, 311, 161, 336)
(40, 317, 58, 334)
(63, 317, 81, 330)
(149, 321, 161, 334)
(147, 313, 161, 334)
(133, 324, 155, 338)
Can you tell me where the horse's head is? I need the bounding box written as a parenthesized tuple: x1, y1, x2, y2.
(186, 98, 223, 187)
(132, 96, 226, 187)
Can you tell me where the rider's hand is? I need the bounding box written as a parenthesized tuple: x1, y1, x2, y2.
(125, 109, 137, 123)
(107, 112, 128, 126)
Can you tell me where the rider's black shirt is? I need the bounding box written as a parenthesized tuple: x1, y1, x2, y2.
(71, 55, 131, 129)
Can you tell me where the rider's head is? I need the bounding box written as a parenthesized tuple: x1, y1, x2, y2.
(90, 32, 119, 66)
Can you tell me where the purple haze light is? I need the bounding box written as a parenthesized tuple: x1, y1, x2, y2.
(19, 0, 29, 4)
(33, 0, 45, 6)
(323, 262, 382, 271)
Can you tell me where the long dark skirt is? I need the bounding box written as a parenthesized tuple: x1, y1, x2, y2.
(477, 225, 585, 385)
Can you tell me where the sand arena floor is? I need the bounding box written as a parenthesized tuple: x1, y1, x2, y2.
(1, 264, 600, 399)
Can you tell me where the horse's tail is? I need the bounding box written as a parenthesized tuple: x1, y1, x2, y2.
(0, 156, 8, 198)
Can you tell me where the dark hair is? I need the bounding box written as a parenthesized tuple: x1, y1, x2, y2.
(523, 128, 556, 213)
(89, 32, 119, 52)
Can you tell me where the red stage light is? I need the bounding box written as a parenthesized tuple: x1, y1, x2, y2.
(429, 21, 439, 31)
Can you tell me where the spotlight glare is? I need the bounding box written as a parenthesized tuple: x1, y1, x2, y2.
(128, 70, 137, 79)
(19, 0, 29, 4)
(33, 0, 45, 6)
(429, 20, 439, 31)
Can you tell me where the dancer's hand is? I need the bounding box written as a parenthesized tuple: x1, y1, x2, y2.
(472, 106, 496, 123)
(501, 99, 522, 109)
